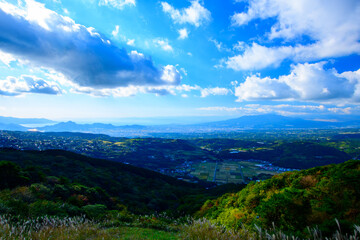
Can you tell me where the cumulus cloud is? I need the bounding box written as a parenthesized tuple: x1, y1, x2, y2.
(282, 62, 355, 100)
(340, 69, 360, 101)
(98, 0, 135, 10)
(0, 75, 62, 96)
(227, 0, 360, 70)
(235, 62, 359, 103)
(161, 0, 211, 27)
(0, 0, 181, 89)
(153, 38, 173, 52)
(178, 28, 189, 40)
(226, 43, 292, 70)
(161, 65, 181, 84)
(235, 74, 296, 101)
(200, 87, 230, 97)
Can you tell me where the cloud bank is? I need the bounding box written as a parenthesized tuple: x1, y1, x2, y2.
(227, 0, 360, 70)
(0, 0, 181, 90)
(235, 62, 360, 103)
(0, 75, 62, 96)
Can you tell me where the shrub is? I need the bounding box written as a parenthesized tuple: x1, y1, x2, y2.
(82, 204, 107, 219)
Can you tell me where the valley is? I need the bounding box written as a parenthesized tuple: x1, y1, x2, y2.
(1, 128, 359, 185)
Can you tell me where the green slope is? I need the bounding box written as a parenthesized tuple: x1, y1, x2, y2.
(197, 160, 360, 236)
(0, 148, 203, 214)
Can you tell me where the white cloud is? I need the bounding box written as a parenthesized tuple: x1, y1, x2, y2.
(235, 62, 359, 103)
(43, 70, 74, 87)
(72, 83, 201, 98)
(175, 84, 201, 92)
(72, 85, 142, 97)
(98, 0, 135, 10)
(112, 26, 135, 46)
(281, 62, 355, 101)
(126, 39, 135, 46)
(209, 38, 231, 52)
(161, 65, 181, 84)
(112, 25, 119, 37)
(129, 50, 144, 60)
(235, 74, 295, 101)
(180, 67, 187, 76)
(327, 107, 352, 114)
(153, 38, 173, 52)
(0, 75, 62, 96)
(0, 1, 181, 89)
(232, 41, 246, 51)
(201, 87, 230, 98)
(340, 69, 360, 101)
(71, 81, 233, 99)
(226, 43, 293, 70)
(228, 0, 360, 70)
(178, 28, 189, 40)
(0, 50, 16, 67)
(161, 0, 211, 27)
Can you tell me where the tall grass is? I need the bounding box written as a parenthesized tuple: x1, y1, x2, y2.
(0, 214, 180, 240)
(1, 215, 359, 240)
(181, 218, 360, 240)
(0, 215, 118, 239)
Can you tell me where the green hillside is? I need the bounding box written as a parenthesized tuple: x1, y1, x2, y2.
(1, 148, 359, 239)
(197, 160, 360, 236)
(0, 148, 205, 214)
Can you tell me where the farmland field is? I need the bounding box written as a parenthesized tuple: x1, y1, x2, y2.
(190, 160, 280, 184)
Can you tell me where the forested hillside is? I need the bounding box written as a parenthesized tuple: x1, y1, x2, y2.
(197, 160, 360, 236)
(0, 148, 204, 214)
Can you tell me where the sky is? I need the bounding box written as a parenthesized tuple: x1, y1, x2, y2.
(0, 0, 360, 122)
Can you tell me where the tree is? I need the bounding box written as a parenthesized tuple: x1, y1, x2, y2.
(0, 161, 28, 190)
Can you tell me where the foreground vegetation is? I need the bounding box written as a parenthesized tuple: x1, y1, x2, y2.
(0, 147, 359, 239)
(0, 148, 220, 215)
(1, 215, 359, 240)
(198, 160, 360, 236)
(0, 215, 180, 239)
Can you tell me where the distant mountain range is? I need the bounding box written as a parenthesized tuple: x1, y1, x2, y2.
(1, 114, 360, 136)
(0, 116, 56, 131)
(0, 116, 56, 125)
(0, 122, 28, 131)
(196, 114, 340, 129)
(39, 121, 147, 133)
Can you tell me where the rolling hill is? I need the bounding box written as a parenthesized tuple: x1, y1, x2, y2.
(0, 148, 203, 214)
(197, 160, 360, 235)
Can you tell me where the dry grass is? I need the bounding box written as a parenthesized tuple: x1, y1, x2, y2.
(1, 215, 359, 240)
(0, 215, 179, 240)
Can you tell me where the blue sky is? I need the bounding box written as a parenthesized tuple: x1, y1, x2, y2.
(0, 0, 360, 122)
